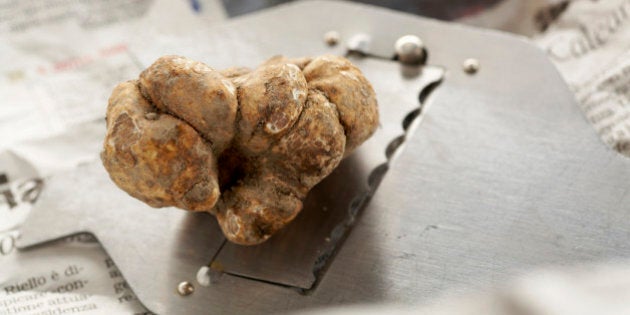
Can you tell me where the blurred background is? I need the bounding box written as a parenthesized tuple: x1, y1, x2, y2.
(219, 0, 567, 35)
(221, 0, 504, 19)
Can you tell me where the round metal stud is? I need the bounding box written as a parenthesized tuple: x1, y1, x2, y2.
(177, 281, 195, 296)
(324, 31, 340, 46)
(463, 58, 480, 74)
(394, 35, 425, 65)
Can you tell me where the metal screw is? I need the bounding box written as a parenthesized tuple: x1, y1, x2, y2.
(463, 58, 480, 74)
(346, 33, 371, 54)
(394, 35, 425, 65)
(177, 281, 194, 296)
(196, 266, 211, 287)
(324, 31, 340, 46)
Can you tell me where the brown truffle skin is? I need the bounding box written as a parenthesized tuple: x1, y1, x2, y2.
(303, 55, 379, 155)
(220, 67, 252, 78)
(214, 90, 346, 244)
(102, 81, 220, 211)
(101, 55, 378, 245)
(261, 55, 313, 70)
(139, 55, 238, 154)
(234, 62, 308, 154)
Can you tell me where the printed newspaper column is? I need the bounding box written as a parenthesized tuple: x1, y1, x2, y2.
(0, 153, 152, 314)
(535, 0, 630, 156)
(0, 0, 224, 314)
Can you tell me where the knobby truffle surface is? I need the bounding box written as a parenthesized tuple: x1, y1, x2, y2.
(101, 55, 378, 245)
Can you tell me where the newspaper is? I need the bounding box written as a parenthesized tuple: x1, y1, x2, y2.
(463, 0, 630, 156)
(534, 0, 630, 156)
(0, 1, 224, 314)
(0, 0, 224, 149)
(0, 128, 143, 315)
